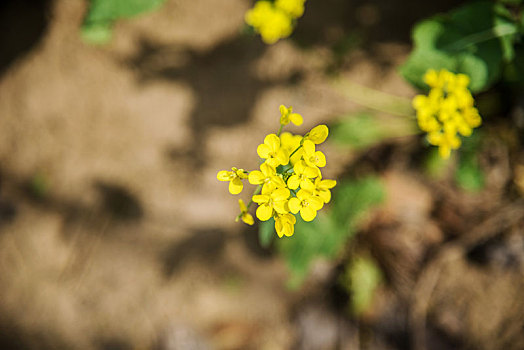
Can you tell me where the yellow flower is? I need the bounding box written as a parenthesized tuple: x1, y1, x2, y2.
(286, 160, 319, 190)
(245, 1, 293, 44)
(274, 212, 296, 237)
(279, 105, 303, 126)
(302, 140, 326, 168)
(252, 186, 290, 221)
(257, 133, 289, 167)
(280, 132, 303, 165)
(217, 167, 248, 194)
(311, 177, 337, 203)
(275, 0, 306, 18)
(248, 162, 286, 192)
(304, 124, 329, 144)
(236, 199, 254, 225)
(288, 189, 323, 221)
(413, 69, 482, 159)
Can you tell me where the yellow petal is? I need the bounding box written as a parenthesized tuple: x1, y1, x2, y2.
(296, 189, 310, 201)
(306, 125, 329, 144)
(300, 206, 317, 221)
(252, 194, 269, 204)
(229, 178, 243, 194)
(300, 178, 315, 191)
(217, 170, 231, 181)
(264, 134, 280, 152)
(319, 179, 337, 189)
(238, 199, 248, 212)
(242, 213, 254, 225)
(256, 204, 273, 221)
(309, 196, 324, 210)
(257, 144, 271, 159)
(260, 163, 275, 177)
(248, 170, 266, 185)
(272, 188, 290, 201)
(290, 113, 303, 126)
(314, 151, 326, 167)
(303, 165, 320, 178)
(287, 175, 300, 190)
(302, 140, 315, 157)
(319, 189, 331, 203)
(276, 149, 289, 166)
(288, 197, 301, 214)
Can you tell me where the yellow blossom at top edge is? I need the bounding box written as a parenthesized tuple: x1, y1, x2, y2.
(275, 0, 306, 18)
(245, 1, 293, 44)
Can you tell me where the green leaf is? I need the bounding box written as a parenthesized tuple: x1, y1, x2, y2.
(81, 23, 113, 45)
(331, 112, 417, 149)
(454, 134, 485, 192)
(424, 147, 451, 179)
(455, 156, 485, 191)
(401, 1, 509, 92)
(278, 177, 385, 288)
(81, 0, 166, 44)
(331, 113, 385, 148)
(344, 255, 382, 316)
(84, 0, 166, 24)
(259, 217, 275, 248)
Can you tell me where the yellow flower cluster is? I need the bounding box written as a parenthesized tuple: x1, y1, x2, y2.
(245, 0, 306, 44)
(412, 68, 482, 159)
(217, 105, 336, 238)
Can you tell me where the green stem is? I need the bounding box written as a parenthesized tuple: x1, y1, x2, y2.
(289, 145, 302, 159)
(276, 124, 283, 137)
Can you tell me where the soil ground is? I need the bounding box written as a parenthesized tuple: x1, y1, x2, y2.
(0, 0, 523, 349)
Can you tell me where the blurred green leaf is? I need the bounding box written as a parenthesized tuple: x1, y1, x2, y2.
(401, 1, 514, 92)
(84, 0, 166, 23)
(278, 177, 385, 288)
(81, 0, 166, 44)
(344, 255, 382, 316)
(331, 112, 417, 149)
(81, 23, 113, 45)
(424, 147, 451, 179)
(455, 134, 485, 191)
(455, 156, 485, 191)
(259, 217, 275, 248)
(331, 113, 384, 148)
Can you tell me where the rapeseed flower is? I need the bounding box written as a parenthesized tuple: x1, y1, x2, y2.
(302, 140, 326, 168)
(288, 189, 323, 221)
(217, 104, 335, 238)
(217, 167, 248, 194)
(252, 187, 290, 221)
(279, 105, 303, 126)
(248, 162, 286, 192)
(257, 134, 290, 167)
(245, 0, 307, 44)
(413, 68, 481, 159)
(236, 199, 254, 225)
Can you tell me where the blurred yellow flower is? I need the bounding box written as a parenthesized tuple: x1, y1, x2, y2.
(413, 69, 481, 159)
